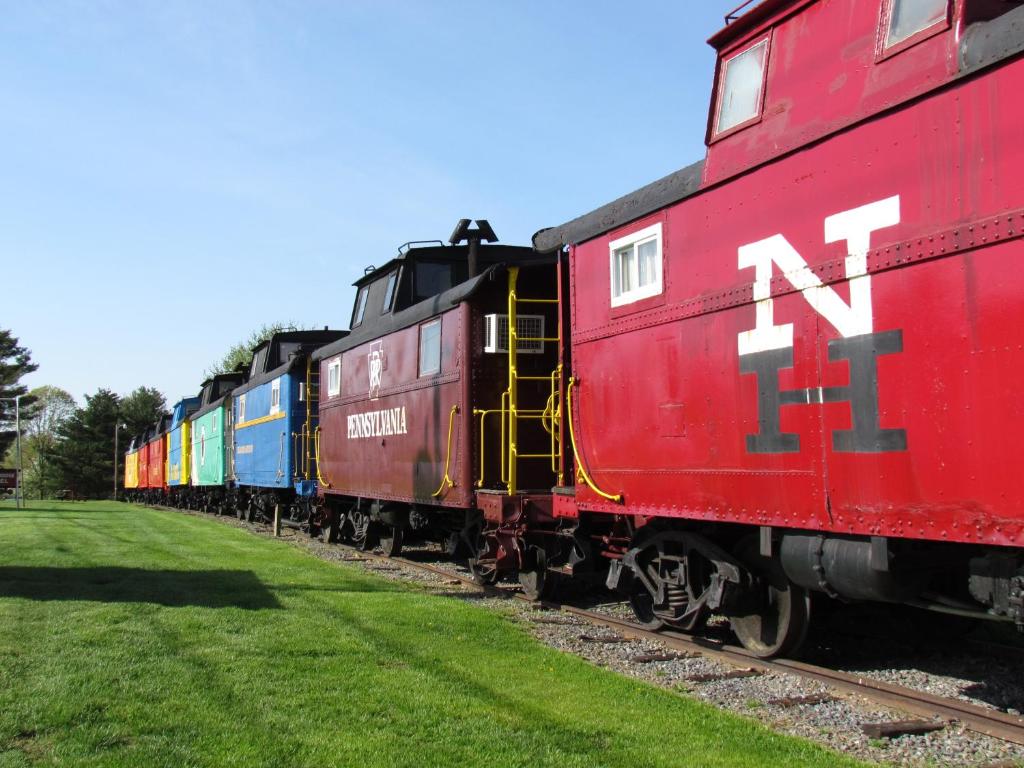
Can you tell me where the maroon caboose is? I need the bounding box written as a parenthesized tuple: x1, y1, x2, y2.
(313, 221, 563, 582)
(531, 0, 1024, 654)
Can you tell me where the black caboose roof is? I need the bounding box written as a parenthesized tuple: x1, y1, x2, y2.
(314, 233, 553, 361)
(232, 329, 347, 396)
(192, 371, 248, 420)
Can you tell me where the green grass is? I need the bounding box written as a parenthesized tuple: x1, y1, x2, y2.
(0, 501, 864, 767)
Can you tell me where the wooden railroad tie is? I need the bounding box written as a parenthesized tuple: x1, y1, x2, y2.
(631, 652, 700, 663)
(861, 719, 946, 739)
(686, 668, 763, 683)
(579, 634, 633, 644)
(769, 693, 836, 708)
(530, 616, 576, 625)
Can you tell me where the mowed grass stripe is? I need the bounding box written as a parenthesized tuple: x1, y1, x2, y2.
(0, 502, 862, 768)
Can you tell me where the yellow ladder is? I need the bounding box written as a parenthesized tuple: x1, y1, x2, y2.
(475, 266, 563, 495)
(293, 357, 320, 482)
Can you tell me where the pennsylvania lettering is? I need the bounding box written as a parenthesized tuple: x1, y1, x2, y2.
(347, 406, 408, 439)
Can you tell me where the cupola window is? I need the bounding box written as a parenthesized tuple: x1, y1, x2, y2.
(714, 38, 769, 136)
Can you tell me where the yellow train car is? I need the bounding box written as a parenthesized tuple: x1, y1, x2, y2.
(123, 439, 140, 491)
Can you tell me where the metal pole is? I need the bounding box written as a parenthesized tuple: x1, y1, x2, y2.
(114, 423, 119, 500)
(14, 396, 21, 510)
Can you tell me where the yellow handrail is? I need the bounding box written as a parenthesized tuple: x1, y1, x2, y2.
(432, 405, 459, 498)
(566, 377, 622, 503)
(314, 426, 332, 489)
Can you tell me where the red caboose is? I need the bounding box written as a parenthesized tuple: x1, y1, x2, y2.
(528, 0, 1024, 654)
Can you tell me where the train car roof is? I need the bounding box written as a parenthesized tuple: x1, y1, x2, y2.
(313, 254, 554, 362)
(534, 2, 1024, 252)
(192, 371, 248, 420)
(233, 329, 347, 396)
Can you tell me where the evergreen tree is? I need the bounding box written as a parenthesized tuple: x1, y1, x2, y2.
(51, 389, 120, 499)
(120, 386, 166, 437)
(0, 329, 38, 460)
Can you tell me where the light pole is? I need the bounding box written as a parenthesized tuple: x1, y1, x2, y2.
(1, 395, 23, 510)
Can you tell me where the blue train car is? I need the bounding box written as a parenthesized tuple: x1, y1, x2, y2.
(232, 330, 346, 525)
(165, 394, 201, 505)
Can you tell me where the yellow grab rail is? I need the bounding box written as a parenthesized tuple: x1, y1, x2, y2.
(566, 377, 622, 503)
(432, 405, 460, 498)
(314, 426, 332, 489)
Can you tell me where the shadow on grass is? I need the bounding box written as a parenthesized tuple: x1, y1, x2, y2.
(0, 567, 282, 610)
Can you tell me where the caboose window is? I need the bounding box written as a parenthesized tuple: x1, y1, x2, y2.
(238, 394, 246, 424)
(609, 223, 663, 308)
(270, 378, 281, 414)
(884, 0, 948, 47)
(382, 270, 398, 313)
(714, 38, 768, 136)
(327, 359, 341, 397)
(418, 319, 442, 377)
(352, 286, 369, 327)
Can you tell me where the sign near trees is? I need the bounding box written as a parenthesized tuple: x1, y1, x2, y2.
(0, 468, 18, 489)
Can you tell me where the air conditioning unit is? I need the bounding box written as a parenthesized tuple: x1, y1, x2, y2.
(484, 314, 546, 354)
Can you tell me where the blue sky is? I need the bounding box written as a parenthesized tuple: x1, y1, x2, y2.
(3, 1, 743, 406)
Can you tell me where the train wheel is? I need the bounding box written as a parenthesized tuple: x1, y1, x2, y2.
(380, 526, 403, 557)
(468, 557, 499, 587)
(518, 546, 555, 601)
(628, 580, 666, 631)
(624, 526, 709, 632)
(351, 509, 377, 551)
(466, 523, 499, 586)
(729, 540, 810, 658)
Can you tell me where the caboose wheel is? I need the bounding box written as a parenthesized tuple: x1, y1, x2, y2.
(729, 540, 810, 658)
(624, 526, 710, 632)
(351, 509, 377, 551)
(518, 546, 555, 601)
(380, 525, 403, 557)
(468, 557, 499, 586)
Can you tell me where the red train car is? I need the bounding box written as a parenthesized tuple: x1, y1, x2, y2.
(136, 428, 152, 497)
(133, 415, 169, 505)
(528, 0, 1024, 654)
(146, 414, 169, 501)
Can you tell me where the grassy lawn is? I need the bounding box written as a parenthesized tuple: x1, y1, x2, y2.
(0, 501, 863, 768)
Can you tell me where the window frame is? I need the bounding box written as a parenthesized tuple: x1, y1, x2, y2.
(270, 378, 281, 415)
(238, 394, 246, 424)
(710, 31, 772, 141)
(877, 0, 950, 61)
(608, 222, 665, 309)
(382, 270, 399, 314)
(418, 318, 442, 377)
(351, 285, 369, 328)
(327, 358, 341, 398)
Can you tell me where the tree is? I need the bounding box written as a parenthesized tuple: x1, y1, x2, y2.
(205, 322, 301, 377)
(50, 389, 120, 499)
(120, 386, 166, 437)
(11, 386, 76, 499)
(0, 329, 38, 460)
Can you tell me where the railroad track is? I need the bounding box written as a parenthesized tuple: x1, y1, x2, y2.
(164, 506, 1024, 747)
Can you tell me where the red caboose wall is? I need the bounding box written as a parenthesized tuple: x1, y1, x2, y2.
(569, 53, 1024, 548)
(137, 442, 152, 490)
(318, 305, 474, 508)
(147, 434, 166, 490)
